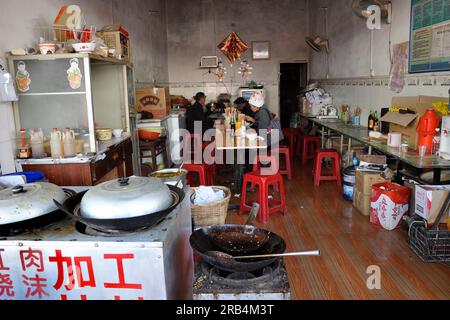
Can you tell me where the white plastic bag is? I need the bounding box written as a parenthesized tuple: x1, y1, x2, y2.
(0, 66, 18, 102)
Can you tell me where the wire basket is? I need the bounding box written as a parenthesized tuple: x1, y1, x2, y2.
(190, 186, 231, 229)
(407, 216, 450, 263)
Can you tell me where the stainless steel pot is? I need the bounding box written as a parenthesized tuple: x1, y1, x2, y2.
(0, 183, 66, 225)
(80, 176, 173, 219)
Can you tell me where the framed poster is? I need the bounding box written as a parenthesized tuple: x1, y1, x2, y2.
(252, 41, 271, 60)
(409, 0, 450, 73)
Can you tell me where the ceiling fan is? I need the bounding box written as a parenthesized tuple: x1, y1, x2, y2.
(352, 0, 391, 23)
(305, 36, 329, 53)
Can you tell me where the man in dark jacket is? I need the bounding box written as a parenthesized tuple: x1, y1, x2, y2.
(234, 97, 255, 118)
(186, 92, 214, 134)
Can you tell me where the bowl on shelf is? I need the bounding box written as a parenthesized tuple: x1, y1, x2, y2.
(95, 128, 113, 141)
(72, 42, 96, 53)
(138, 129, 161, 141)
(39, 43, 57, 55)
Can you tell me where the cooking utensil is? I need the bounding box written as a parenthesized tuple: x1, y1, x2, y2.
(150, 169, 188, 188)
(54, 185, 185, 232)
(206, 249, 321, 260)
(190, 224, 287, 272)
(0, 182, 66, 226)
(80, 176, 173, 220)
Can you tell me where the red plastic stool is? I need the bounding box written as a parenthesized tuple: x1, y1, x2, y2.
(282, 128, 297, 154)
(240, 155, 287, 225)
(275, 147, 292, 180)
(313, 149, 342, 188)
(295, 129, 304, 158)
(302, 136, 321, 165)
(183, 164, 209, 187)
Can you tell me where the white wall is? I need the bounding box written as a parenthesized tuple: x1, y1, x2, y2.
(308, 0, 450, 122)
(166, 0, 309, 114)
(0, 0, 169, 173)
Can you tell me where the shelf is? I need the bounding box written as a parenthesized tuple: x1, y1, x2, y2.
(18, 92, 86, 96)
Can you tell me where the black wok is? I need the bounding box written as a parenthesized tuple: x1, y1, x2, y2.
(190, 224, 286, 273)
(54, 185, 185, 233)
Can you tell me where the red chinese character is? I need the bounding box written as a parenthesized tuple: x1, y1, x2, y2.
(49, 250, 96, 291)
(61, 294, 88, 300)
(104, 254, 142, 290)
(23, 274, 49, 299)
(0, 249, 9, 271)
(0, 274, 15, 298)
(20, 248, 44, 272)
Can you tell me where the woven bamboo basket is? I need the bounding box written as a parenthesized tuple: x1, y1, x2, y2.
(190, 186, 231, 228)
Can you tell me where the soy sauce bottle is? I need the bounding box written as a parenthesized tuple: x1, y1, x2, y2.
(368, 111, 374, 131)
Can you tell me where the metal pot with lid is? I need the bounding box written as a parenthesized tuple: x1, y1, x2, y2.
(0, 183, 66, 225)
(80, 176, 174, 220)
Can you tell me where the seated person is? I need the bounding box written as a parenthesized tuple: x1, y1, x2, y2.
(186, 92, 214, 134)
(244, 93, 272, 131)
(234, 97, 255, 118)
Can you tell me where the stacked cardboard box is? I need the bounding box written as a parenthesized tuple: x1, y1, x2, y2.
(353, 171, 390, 216)
(136, 86, 171, 118)
(415, 185, 450, 225)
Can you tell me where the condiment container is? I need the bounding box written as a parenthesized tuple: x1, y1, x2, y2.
(63, 128, 76, 157)
(17, 128, 31, 159)
(50, 128, 63, 159)
(30, 128, 45, 159)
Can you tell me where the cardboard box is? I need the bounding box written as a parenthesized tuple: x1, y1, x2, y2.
(415, 185, 450, 224)
(136, 87, 170, 118)
(355, 171, 389, 196)
(353, 187, 371, 216)
(381, 96, 447, 150)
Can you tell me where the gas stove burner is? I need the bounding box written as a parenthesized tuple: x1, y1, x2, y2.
(75, 221, 150, 237)
(0, 210, 67, 237)
(199, 259, 283, 288)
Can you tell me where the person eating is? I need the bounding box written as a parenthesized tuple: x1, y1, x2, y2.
(186, 92, 214, 134)
(234, 97, 255, 118)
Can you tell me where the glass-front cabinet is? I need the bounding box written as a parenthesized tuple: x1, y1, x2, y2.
(9, 53, 133, 155)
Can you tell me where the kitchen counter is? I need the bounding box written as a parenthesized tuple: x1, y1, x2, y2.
(16, 136, 134, 186)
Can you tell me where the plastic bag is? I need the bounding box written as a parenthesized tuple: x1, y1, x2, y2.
(0, 68, 18, 102)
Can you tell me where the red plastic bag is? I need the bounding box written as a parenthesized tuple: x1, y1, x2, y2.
(370, 182, 410, 230)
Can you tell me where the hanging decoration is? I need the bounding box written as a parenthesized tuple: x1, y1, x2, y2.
(16, 61, 31, 93)
(214, 60, 227, 81)
(217, 32, 249, 64)
(67, 58, 83, 90)
(238, 60, 253, 80)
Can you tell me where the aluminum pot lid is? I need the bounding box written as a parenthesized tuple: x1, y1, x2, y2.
(0, 183, 66, 225)
(80, 176, 173, 220)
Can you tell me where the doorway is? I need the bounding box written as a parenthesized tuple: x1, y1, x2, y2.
(279, 62, 308, 128)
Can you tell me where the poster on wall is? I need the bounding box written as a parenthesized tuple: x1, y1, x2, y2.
(409, 0, 450, 73)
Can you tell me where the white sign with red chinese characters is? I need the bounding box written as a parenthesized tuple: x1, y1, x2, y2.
(0, 245, 167, 300)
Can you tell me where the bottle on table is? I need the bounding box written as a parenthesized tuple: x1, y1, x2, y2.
(368, 111, 375, 131)
(432, 128, 441, 156)
(63, 128, 76, 157)
(230, 115, 236, 136)
(17, 128, 31, 159)
(50, 128, 63, 159)
(30, 128, 45, 159)
(373, 111, 380, 132)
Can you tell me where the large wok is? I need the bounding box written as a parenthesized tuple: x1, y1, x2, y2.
(190, 224, 287, 273)
(54, 185, 185, 233)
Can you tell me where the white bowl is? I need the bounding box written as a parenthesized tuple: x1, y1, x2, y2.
(72, 43, 96, 53)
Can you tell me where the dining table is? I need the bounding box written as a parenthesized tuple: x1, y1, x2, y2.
(214, 126, 268, 195)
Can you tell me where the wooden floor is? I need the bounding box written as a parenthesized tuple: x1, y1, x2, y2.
(225, 161, 450, 300)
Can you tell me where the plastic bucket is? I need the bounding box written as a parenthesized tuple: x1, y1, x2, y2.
(343, 166, 356, 201)
(5, 171, 45, 183)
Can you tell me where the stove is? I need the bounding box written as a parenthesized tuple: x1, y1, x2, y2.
(193, 259, 291, 300)
(0, 187, 193, 301)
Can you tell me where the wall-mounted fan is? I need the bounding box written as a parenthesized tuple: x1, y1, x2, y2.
(352, 0, 391, 23)
(306, 36, 329, 53)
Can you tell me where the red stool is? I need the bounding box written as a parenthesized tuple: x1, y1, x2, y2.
(313, 149, 342, 188)
(275, 147, 292, 180)
(183, 164, 209, 187)
(282, 128, 297, 154)
(240, 155, 287, 225)
(295, 129, 304, 158)
(302, 136, 321, 165)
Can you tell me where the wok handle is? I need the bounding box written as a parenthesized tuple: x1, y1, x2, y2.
(234, 250, 321, 259)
